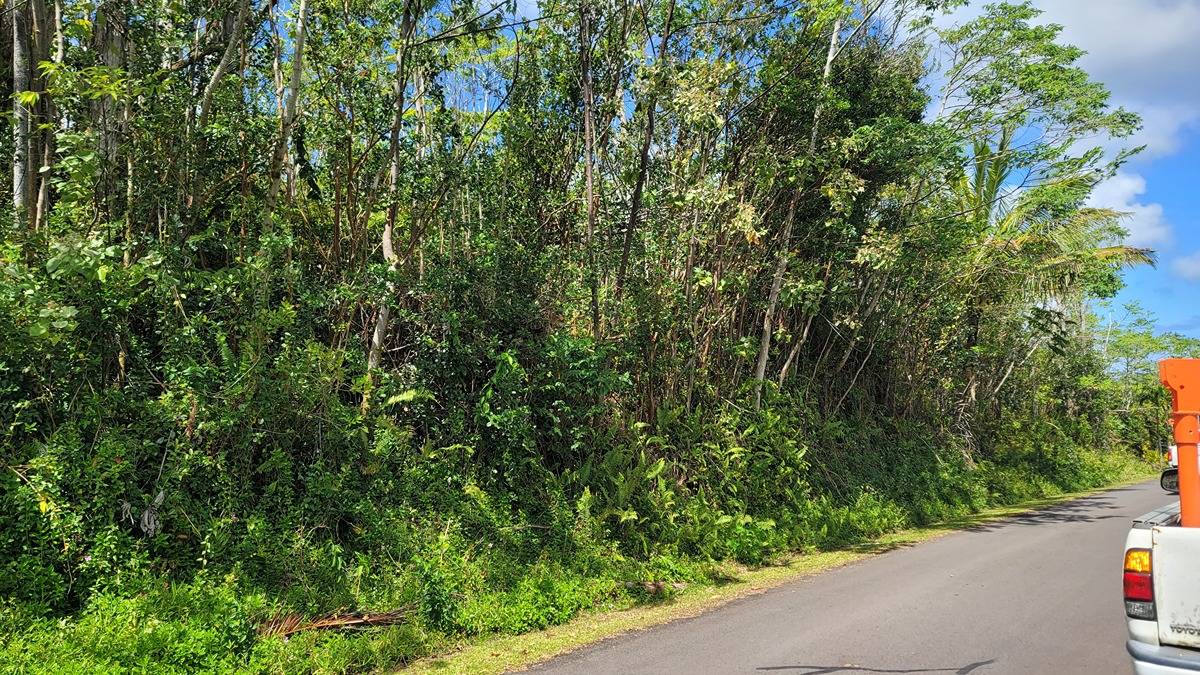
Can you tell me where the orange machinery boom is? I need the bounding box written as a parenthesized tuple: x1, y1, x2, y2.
(1160, 359, 1200, 527)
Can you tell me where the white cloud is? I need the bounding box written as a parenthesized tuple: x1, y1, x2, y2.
(1173, 252, 1200, 281)
(1116, 104, 1199, 159)
(1031, 0, 1200, 159)
(1038, 1, 1200, 103)
(931, 1, 1200, 159)
(1086, 172, 1171, 248)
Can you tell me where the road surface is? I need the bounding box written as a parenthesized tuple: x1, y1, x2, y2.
(530, 480, 1164, 675)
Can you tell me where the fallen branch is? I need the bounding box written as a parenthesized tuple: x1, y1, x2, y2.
(622, 581, 689, 595)
(259, 607, 412, 638)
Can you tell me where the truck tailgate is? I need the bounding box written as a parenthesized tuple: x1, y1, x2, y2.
(1154, 525, 1200, 648)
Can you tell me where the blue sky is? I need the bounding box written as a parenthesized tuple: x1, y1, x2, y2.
(1018, 0, 1200, 336)
(1112, 135, 1200, 333)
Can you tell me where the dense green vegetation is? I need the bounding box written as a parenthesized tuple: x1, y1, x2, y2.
(0, 0, 1183, 670)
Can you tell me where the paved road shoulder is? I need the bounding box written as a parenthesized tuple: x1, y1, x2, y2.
(403, 476, 1157, 674)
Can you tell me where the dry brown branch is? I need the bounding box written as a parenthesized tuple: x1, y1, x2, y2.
(258, 607, 412, 638)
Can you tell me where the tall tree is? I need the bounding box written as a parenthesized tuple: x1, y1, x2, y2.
(264, 0, 309, 221)
(12, 3, 30, 227)
(753, 10, 842, 409)
(580, 0, 601, 338)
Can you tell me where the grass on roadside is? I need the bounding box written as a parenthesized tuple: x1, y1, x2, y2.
(0, 458, 1155, 675)
(405, 471, 1157, 674)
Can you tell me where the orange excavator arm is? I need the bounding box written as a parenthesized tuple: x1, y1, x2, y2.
(1160, 359, 1200, 526)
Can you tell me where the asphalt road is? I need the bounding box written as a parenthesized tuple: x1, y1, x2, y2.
(530, 480, 1167, 675)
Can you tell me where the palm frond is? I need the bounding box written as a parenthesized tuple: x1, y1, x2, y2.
(1091, 246, 1156, 267)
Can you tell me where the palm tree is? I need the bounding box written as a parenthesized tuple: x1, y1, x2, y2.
(953, 126, 1154, 304)
(945, 127, 1155, 459)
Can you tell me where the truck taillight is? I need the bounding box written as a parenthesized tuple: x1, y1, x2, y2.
(1125, 548, 1156, 620)
(1125, 572, 1153, 601)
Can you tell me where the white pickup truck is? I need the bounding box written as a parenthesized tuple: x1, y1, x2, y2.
(1125, 487, 1200, 673)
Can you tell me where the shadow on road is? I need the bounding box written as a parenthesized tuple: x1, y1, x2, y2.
(961, 492, 1125, 532)
(828, 490, 1135, 556)
(756, 658, 995, 674)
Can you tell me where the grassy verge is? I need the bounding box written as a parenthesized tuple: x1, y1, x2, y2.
(0, 458, 1155, 674)
(405, 471, 1156, 674)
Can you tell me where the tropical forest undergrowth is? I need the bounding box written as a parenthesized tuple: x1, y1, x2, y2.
(0, 0, 1182, 671)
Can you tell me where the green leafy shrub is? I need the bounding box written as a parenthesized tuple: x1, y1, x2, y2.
(0, 576, 263, 674)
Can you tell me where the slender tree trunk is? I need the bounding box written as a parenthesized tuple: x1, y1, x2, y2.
(31, 0, 59, 231)
(264, 0, 308, 222)
(615, 0, 675, 299)
(363, 3, 414, 409)
(580, 1, 601, 339)
(809, 15, 841, 150)
(832, 317, 882, 416)
(752, 13, 841, 409)
(12, 4, 31, 227)
(778, 261, 831, 385)
(991, 337, 1043, 400)
(752, 193, 797, 409)
(91, 3, 124, 221)
(199, 0, 249, 127)
(33, 131, 52, 231)
(123, 97, 135, 265)
(52, 0, 63, 61)
(26, 0, 47, 229)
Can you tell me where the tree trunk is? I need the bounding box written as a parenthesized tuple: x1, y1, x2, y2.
(363, 3, 414, 409)
(752, 193, 797, 409)
(91, 2, 124, 221)
(12, 3, 30, 227)
(264, 0, 308, 221)
(33, 0, 58, 232)
(615, 0, 675, 300)
(27, 0, 51, 230)
(809, 15, 842, 150)
(579, 1, 601, 339)
(199, 0, 249, 127)
(752, 13, 841, 409)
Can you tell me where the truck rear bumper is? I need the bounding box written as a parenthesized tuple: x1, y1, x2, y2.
(1130, 640, 1200, 673)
